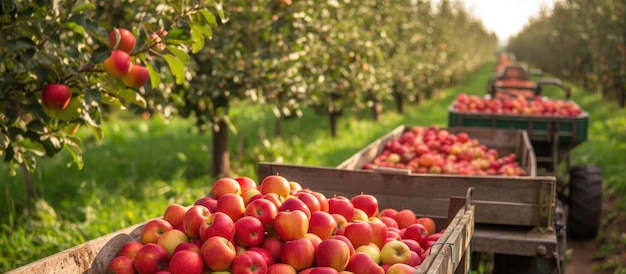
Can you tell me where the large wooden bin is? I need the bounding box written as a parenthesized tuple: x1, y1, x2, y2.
(258, 163, 475, 274)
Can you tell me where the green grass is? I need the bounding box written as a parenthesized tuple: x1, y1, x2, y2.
(1, 60, 625, 271)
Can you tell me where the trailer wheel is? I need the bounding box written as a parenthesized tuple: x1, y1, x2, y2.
(567, 165, 603, 239)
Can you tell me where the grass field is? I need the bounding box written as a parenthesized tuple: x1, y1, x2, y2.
(1, 61, 625, 271)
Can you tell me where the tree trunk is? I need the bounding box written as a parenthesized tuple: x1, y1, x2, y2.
(212, 119, 232, 177)
(394, 93, 404, 114)
(329, 111, 339, 138)
(372, 99, 382, 121)
(21, 162, 38, 215)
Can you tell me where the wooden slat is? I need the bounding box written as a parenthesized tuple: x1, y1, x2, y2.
(471, 225, 558, 257)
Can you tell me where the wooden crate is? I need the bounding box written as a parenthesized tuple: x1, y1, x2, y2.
(337, 125, 537, 177)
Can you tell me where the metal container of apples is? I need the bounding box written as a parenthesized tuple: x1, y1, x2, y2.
(330, 125, 559, 260)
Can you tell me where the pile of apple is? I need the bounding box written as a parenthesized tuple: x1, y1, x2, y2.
(362, 126, 526, 176)
(108, 175, 443, 274)
(451, 93, 583, 117)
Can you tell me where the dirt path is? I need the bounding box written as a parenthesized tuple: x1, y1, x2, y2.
(566, 238, 599, 274)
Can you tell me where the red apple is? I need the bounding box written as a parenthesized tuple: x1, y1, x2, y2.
(183, 205, 211, 239)
(261, 237, 285, 263)
(343, 221, 373, 248)
(379, 216, 399, 228)
(310, 191, 329, 212)
(231, 250, 268, 274)
(350, 194, 379, 217)
(403, 223, 429, 248)
(308, 211, 338, 240)
(400, 239, 422, 256)
(216, 193, 246, 222)
(279, 197, 311, 220)
(41, 84, 72, 110)
(169, 250, 204, 274)
(368, 221, 388, 250)
(409, 250, 422, 267)
(280, 238, 316, 271)
(235, 176, 258, 193)
(386, 263, 416, 274)
(415, 217, 437, 236)
(260, 175, 291, 197)
(274, 210, 309, 241)
(380, 240, 412, 265)
(315, 238, 351, 271)
(267, 263, 297, 274)
(173, 242, 201, 254)
(297, 192, 322, 212)
(304, 232, 323, 250)
(118, 241, 144, 259)
(345, 253, 385, 274)
(109, 27, 136, 53)
(212, 177, 242, 199)
(234, 216, 266, 248)
(393, 209, 416, 229)
(201, 236, 237, 271)
(199, 211, 236, 241)
(245, 198, 278, 229)
(243, 188, 263, 206)
(378, 208, 398, 218)
(352, 208, 369, 222)
(248, 246, 275, 266)
(121, 64, 150, 88)
(141, 218, 173, 244)
(108, 255, 135, 274)
(134, 243, 170, 274)
(194, 196, 218, 212)
(328, 196, 354, 222)
(103, 50, 132, 78)
(263, 193, 284, 209)
(330, 235, 356, 256)
(355, 243, 381, 264)
(163, 203, 187, 228)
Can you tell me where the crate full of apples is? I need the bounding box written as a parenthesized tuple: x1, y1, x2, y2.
(11, 174, 474, 274)
(342, 125, 534, 177)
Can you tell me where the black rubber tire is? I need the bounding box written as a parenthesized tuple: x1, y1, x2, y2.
(567, 164, 603, 239)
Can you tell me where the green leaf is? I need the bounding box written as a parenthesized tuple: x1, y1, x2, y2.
(190, 24, 205, 54)
(199, 9, 218, 28)
(91, 47, 111, 64)
(163, 54, 185, 84)
(144, 61, 161, 88)
(89, 124, 103, 145)
(84, 89, 102, 106)
(0, 132, 9, 149)
(100, 92, 125, 109)
(111, 88, 147, 108)
(71, 1, 96, 13)
(63, 135, 83, 169)
(166, 45, 189, 65)
(8, 37, 37, 53)
(170, 0, 183, 15)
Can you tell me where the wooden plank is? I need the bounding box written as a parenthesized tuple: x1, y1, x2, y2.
(472, 225, 558, 257)
(259, 162, 555, 227)
(7, 221, 147, 274)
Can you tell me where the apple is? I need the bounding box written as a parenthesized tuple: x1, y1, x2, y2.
(118, 241, 144, 259)
(216, 193, 246, 222)
(212, 177, 242, 199)
(157, 229, 189, 255)
(109, 27, 136, 53)
(380, 240, 412, 265)
(409, 250, 422, 267)
(245, 198, 278, 229)
(343, 221, 373, 248)
(267, 263, 297, 274)
(141, 218, 173, 244)
(41, 84, 72, 110)
(260, 174, 291, 197)
(393, 209, 416, 229)
(183, 205, 211, 239)
(234, 216, 266, 248)
(261, 237, 285, 263)
(199, 211, 236, 241)
(248, 246, 275, 266)
(350, 194, 378, 217)
(368, 221, 388, 250)
(235, 176, 258, 193)
(345, 253, 385, 274)
(108, 255, 135, 274)
(308, 211, 338, 240)
(103, 50, 132, 78)
(328, 196, 354, 222)
(194, 196, 218, 212)
(400, 239, 422, 255)
(315, 238, 351, 271)
(173, 242, 201, 254)
(201, 236, 237, 271)
(280, 238, 316, 271)
(121, 64, 150, 88)
(263, 193, 284, 209)
(274, 210, 309, 241)
(415, 217, 437, 236)
(304, 232, 323, 250)
(331, 214, 349, 233)
(355, 243, 381, 264)
(403, 223, 429, 248)
(169, 250, 204, 274)
(278, 197, 312, 220)
(163, 203, 187, 229)
(379, 216, 399, 228)
(378, 208, 398, 218)
(231, 250, 268, 274)
(386, 263, 416, 274)
(352, 208, 369, 222)
(243, 188, 263, 206)
(134, 243, 170, 274)
(289, 181, 303, 194)
(330, 235, 356, 256)
(297, 192, 322, 212)
(310, 191, 329, 212)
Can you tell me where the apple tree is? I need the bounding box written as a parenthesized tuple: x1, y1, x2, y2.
(0, 0, 227, 208)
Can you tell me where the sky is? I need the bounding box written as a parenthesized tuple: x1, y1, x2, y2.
(461, 0, 557, 45)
